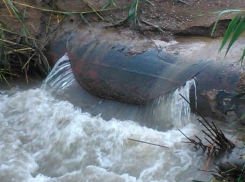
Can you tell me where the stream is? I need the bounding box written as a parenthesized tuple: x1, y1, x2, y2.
(0, 38, 243, 182)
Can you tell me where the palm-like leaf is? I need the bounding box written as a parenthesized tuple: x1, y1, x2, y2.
(225, 17, 245, 54)
(213, 9, 245, 63)
(211, 9, 242, 36)
(218, 14, 241, 52)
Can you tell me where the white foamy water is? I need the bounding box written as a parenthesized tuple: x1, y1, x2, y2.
(0, 88, 210, 182)
(0, 55, 212, 182)
(153, 79, 197, 129)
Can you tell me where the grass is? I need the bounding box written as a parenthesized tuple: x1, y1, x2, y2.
(103, 0, 118, 9)
(0, 0, 51, 84)
(0, 27, 49, 83)
(110, 0, 165, 33)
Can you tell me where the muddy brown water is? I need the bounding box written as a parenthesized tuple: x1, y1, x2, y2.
(0, 36, 245, 182)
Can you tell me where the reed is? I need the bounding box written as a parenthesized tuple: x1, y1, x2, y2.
(0, 0, 51, 84)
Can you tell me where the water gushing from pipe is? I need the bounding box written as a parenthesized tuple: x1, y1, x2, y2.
(152, 79, 196, 129)
(41, 54, 75, 91)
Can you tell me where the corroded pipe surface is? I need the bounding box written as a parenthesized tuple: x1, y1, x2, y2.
(65, 30, 207, 104)
(45, 28, 245, 124)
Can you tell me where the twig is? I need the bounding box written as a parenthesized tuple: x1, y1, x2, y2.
(127, 138, 170, 149)
(3, 0, 13, 17)
(84, 0, 105, 21)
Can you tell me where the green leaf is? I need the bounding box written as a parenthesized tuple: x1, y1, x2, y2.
(128, 0, 138, 17)
(111, 13, 134, 27)
(211, 9, 242, 36)
(112, 1, 118, 8)
(22, 6, 27, 20)
(219, 14, 241, 52)
(62, 11, 73, 15)
(141, 19, 165, 33)
(226, 17, 245, 55)
(80, 13, 91, 26)
(102, 1, 111, 9)
(240, 113, 245, 120)
(238, 47, 245, 64)
(146, 0, 155, 7)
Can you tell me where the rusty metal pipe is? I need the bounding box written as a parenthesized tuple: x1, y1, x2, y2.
(44, 29, 245, 125)
(64, 30, 207, 104)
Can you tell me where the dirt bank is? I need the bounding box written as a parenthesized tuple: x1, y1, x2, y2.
(41, 0, 245, 40)
(2, 0, 244, 41)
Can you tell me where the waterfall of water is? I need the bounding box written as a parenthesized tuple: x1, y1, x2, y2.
(153, 79, 197, 129)
(41, 54, 75, 91)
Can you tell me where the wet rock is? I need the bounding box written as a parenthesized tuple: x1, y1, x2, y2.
(218, 154, 245, 180)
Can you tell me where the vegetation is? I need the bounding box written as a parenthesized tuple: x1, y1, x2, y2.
(109, 0, 165, 32)
(1, 1, 244, 83)
(212, 12, 245, 181)
(212, 9, 245, 64)
(0, 0, 50, 84)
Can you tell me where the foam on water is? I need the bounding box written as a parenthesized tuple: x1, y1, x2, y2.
(153, 79, 197, 129)
(0, 88, 210, 182)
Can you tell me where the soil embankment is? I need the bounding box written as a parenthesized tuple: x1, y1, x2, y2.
(2, 0, 245, 42)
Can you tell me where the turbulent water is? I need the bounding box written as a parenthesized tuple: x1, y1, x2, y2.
(0, 55, 213, 182)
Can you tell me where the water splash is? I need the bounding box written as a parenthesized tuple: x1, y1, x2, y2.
(0, 88, 209, 182)
(41, 54, 75, 91)
(153, 79, 197, 129)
